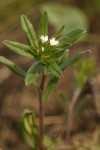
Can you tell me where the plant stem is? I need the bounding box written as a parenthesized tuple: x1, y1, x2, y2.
(65, 88, 81, 142)
(38, 70, 45, 150)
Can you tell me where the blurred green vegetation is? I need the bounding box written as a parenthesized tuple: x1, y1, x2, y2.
(0, 0, 100, 40)
(0, 0, 47, 35)
(41, 3, 89, 33)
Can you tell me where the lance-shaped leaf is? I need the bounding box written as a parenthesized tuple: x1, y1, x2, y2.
(61, 29, 86, 44)
(3, 41, 34, 58)
(44, 77, 58, 100)
(19, 109, 40, 149)
(51, 49, 65, 59)
(60, 43, 72, 49)
(51, 44, 71, 59)
(60, 50, 91, 70)
(21, 15, 37, 47)
(58, 49, 69, 65)
(38, 11, 48, 37)
(0, 56, 26, 78)
(25, 62, 43, 86)
(53, 25, 64, 39)
(48, 62, 63, 78)
(67, 29, 86, 43)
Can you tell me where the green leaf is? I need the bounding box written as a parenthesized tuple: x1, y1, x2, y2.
(60, 43, 72, 49)
(38, 11, 48, 37)
(0, 56, 26, 78)
(51, 49, 65, 59)
(74, 58, 95, 88)
(49, 62, 63, 78)
(21, 15, 37, 47)
(60, 29, 86, 45)
(58, 50, 69, 65)
(53, 25, 64, 38)
(51, 44, 71, 59)
(44, 77, 58, 100)
(61, 29, 86, 44)
(60, 50, 91, 70)
(43, 136, 57, 150)
(25, 61, 43, 86)
(19, 109, 40, 149)
(3, 40, 33, 58)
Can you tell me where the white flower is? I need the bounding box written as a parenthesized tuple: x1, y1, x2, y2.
(42, 47, 44, 52)
(50, 38, 59, 46)
(40, 35, 48, 43)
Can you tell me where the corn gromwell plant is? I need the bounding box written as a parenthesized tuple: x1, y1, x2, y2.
(0, 11, 90, 150)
